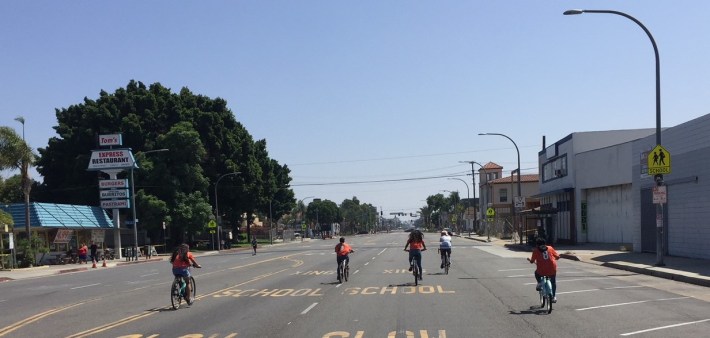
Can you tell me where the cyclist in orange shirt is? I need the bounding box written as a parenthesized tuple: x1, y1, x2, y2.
(404, 230, 427, 280)
(171, 243, 202, 305)
(527, 237, 560, 303)
(335, 237, 354, 281)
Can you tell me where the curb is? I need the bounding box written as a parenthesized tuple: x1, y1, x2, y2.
(601, 262, 710, 288)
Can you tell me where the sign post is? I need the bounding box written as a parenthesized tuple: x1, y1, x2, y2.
(647, 144, 671, 267)
(485, 207, 496, 242)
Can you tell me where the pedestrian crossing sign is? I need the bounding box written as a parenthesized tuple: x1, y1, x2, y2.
(647, 145, 671, 175)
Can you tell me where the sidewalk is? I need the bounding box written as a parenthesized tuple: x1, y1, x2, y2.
(464, 234, 710, 288)
(0, 244, 255, 282)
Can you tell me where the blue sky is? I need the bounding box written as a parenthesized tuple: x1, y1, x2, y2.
(2, 1, 709, 218)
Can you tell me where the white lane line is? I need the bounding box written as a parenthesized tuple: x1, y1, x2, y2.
(576, 296, 691, 311)
(140, 272, 159, 277)
(301, 302, 318, 314)
(0, 300, 6, 303)
(508, 272, 579, 278)
(353, 270, 360, 275)
(364, 262, 369, 266)
(620, 319, 710, 336)
(557, 285, 644, 295)
(70, 283, 101, 290)
(371, 257, 376, 260)
(523, 277, 611, 285)
(498, 268, 530, 272)
(377, 248, 387, 255)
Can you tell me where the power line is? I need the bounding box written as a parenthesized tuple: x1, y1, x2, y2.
(291, 173, 467, 187)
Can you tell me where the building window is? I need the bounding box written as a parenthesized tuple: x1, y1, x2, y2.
(542, 155, 568, 182)
(499, 188, 508, 202)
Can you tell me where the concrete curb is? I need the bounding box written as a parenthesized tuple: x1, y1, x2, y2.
(601, 262, 710, 288)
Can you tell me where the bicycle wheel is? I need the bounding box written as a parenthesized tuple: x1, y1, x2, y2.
(545, 280, 553, 314)
(170, 279, 182, 310)
(189, 276, 197, 301)
(344, 264, 349, 282)
(337, 262, 343, 283)
(444, 255, 450, 275)
(413, 263, 419, 286)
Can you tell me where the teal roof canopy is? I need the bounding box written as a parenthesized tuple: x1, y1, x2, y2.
(0, 203, 114, 229)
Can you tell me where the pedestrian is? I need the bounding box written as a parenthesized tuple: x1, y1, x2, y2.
(78, 243, 88, 264)
(251, 235, 258, 255)
(90, 241, 98, 263)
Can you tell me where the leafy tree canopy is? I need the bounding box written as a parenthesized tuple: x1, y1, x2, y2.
(34, 80, 295, 244)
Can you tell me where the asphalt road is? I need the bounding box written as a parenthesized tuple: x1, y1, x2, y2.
(0, 233, 708, 337)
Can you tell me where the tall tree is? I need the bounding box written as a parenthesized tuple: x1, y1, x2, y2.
(35, 81, 294, 245)
(0, 126, 35, 239)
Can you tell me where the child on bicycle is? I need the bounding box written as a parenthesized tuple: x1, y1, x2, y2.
(404, 230, 427, 280)
(171, 243, 202, 305)
(438, 230, 452, 269)
(335, 237, 353, 281)
(527, 237, 560, 303)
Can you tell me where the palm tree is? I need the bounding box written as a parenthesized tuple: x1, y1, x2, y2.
(0, 125, 35, 240)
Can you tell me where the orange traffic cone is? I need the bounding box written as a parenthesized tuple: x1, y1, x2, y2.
(102, 258, 107, 267)
(92, 259, 97, 268)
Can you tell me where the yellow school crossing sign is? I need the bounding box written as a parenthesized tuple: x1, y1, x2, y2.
(486, 207, 495, 222)
(207, 219, 217, 234)
(648, 145, 671, 175)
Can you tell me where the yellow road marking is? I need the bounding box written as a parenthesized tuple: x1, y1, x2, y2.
(0, 301, 91, 337)
(65, 253, 303, 338)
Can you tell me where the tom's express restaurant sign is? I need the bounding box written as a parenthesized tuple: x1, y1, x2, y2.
(87, 149, 136, 171)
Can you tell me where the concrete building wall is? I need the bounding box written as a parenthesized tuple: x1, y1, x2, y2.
(632, 113, 710, 259)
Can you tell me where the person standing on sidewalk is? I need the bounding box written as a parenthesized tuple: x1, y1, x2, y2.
(89, 241, 98, 263)
(527, 237, 560, 303)
(251, 235, 258, 255)
(78, 243, 88, 264)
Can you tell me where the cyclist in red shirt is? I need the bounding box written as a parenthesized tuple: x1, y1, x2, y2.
(527, 237, 560, 303)
(404, 230, 427, 280)
(335, 237, 354, 281)
(171, 243, 202, 305)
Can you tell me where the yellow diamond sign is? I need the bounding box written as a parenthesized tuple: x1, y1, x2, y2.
(647, 145, 671, 175)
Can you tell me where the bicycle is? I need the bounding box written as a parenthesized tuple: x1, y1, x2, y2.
(337, 259, 349, 283)
(538, 276, 553, 314)
(405, 249, 421, 286)
(438, 248, 451, 275)
(171, 267, 198, 310)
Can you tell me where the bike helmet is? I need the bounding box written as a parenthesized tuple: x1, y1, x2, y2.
(339, 237, 345, 243)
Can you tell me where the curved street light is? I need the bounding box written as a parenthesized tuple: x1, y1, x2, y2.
(214, 172, 241, 251)
(564, 9, 664, 266)
(478, 133, 522, 244)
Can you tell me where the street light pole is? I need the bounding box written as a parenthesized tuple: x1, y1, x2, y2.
(298, 196, 315, 238)
(130, 148, 169, 260)
(564, 9, 664, 266)
(448, 178, 470, 234)
(468, 161, 490, 241)
(479, 133, 522, 244)
(214, 172, 241, 251)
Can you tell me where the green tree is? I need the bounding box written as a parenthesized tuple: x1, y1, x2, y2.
(0, 126, 35, 240)
(0, 175, 23, 203)
(306, 199, 341, 233)
(34, 81, 294, 245)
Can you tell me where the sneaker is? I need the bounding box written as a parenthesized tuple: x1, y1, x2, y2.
(186, 298, 194, 306)
(440, 263, 444, 269)
(419, 276, 423, 281)
(535, 282, 542, 291)
(408, 266, 412, 272)
(552, 297, 557, 303)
